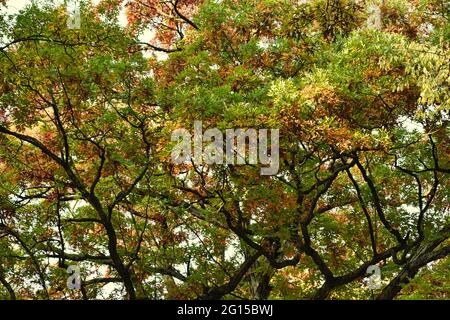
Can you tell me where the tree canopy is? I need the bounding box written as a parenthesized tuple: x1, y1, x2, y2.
(0, 0, 449, 300)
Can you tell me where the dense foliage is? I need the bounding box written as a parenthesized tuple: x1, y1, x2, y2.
(0, 0, 449, 300)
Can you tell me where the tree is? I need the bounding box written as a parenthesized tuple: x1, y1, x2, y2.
(0, 0, 448, 300)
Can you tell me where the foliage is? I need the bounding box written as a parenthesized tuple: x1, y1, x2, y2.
(0, 0, 448, 300)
